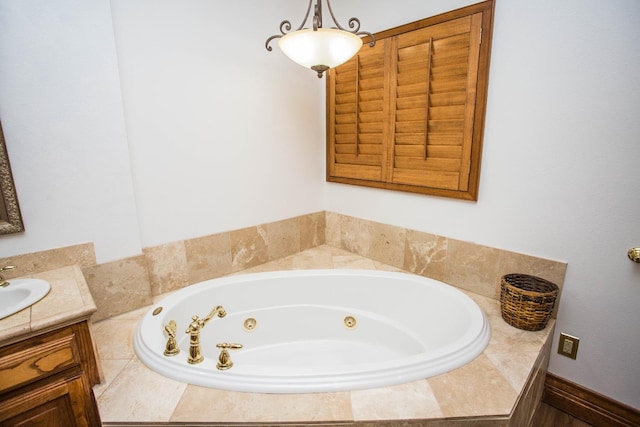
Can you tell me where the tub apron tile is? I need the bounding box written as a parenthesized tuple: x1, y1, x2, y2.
(351, 379, 444, 421)
(428, 354, 517, 417)
(97, 358, 187, 423)
(171, 385, 353, 423)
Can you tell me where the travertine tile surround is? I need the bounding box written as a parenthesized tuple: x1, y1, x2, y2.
(0, 242, 96, 278)
(0, 212, 325, 321)
(92, 245, 555, 426)
(0, 210, 566, 322)
(325, 212, 567, 303)
(0, 213, 564, 425)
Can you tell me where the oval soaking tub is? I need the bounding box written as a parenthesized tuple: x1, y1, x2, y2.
(134, 269, 490, 393)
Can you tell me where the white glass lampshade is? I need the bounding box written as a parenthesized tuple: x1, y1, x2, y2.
(278, 28, 363, 71)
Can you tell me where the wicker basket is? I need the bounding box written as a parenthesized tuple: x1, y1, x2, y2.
(500, 273, 558, 331)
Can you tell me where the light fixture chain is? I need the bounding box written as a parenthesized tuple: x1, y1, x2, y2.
(295, 0, 314, 32)
(314, 0, 322, 30)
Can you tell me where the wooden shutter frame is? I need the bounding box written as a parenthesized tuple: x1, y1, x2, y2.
(326, 0, 495, 201)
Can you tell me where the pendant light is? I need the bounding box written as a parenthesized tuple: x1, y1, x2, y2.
(265, 0, 375, 78)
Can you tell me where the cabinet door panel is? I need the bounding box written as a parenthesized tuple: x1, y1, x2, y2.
(1, 395, 75, 427)
(0, 376, 95, 427)
(0, 330, 80, 394)
(0, 321, 102, 427)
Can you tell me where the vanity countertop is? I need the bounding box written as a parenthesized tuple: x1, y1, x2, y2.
(0, 265, 96, 347)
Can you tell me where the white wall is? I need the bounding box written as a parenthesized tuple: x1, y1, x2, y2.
(0, 0, 638, 411)
(0, 0, 326, 259)
(110, 0, 326, 247)
(325, 0, 640, 409)
(0, 0, 141, 262)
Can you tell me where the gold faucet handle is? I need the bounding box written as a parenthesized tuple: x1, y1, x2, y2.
(216, 343, 243, 350)
(164, 320, 177, 338)
(163, 320, 180, 356)
(215, 342, 242, 370)
(1, 265, 16, 272)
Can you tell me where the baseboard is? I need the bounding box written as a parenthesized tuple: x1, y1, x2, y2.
(543, 373, 640, 427)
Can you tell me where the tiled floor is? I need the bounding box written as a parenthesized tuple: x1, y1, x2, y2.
(91, 244, 553, 425)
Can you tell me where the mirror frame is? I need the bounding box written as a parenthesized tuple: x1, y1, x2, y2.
(0, 120, 25, 235)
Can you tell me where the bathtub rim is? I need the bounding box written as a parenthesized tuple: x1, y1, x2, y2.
(134, 269, 491, 394)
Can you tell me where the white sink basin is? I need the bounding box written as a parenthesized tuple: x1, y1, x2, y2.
(0, 278, 51, 320)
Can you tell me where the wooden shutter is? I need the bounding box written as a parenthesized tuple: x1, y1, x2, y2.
(326, 0, 494, 200)
(389, 14, 482, 191)
(328, 39, 388, 182)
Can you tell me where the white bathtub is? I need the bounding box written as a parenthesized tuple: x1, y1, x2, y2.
(134, 269, 490, 393)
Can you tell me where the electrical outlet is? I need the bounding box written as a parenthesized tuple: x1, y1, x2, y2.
(558, 333, 580, 359)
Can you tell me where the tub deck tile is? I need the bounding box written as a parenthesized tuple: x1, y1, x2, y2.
(92, 313, 141, 360)
(332, 255, 377, 269)
(290, 245, 336, 269)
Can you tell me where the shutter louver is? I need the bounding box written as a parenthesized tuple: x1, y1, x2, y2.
(329, 40, 387, 181)
(391, 15, 482, 191)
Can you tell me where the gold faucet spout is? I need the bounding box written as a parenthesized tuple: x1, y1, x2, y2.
(203, 305, 227, 322)
(0, 265, 16, 288)
(185, 305, 226, 364)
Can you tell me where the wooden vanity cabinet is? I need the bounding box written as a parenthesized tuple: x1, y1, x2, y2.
(0, 320, 101, 427)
